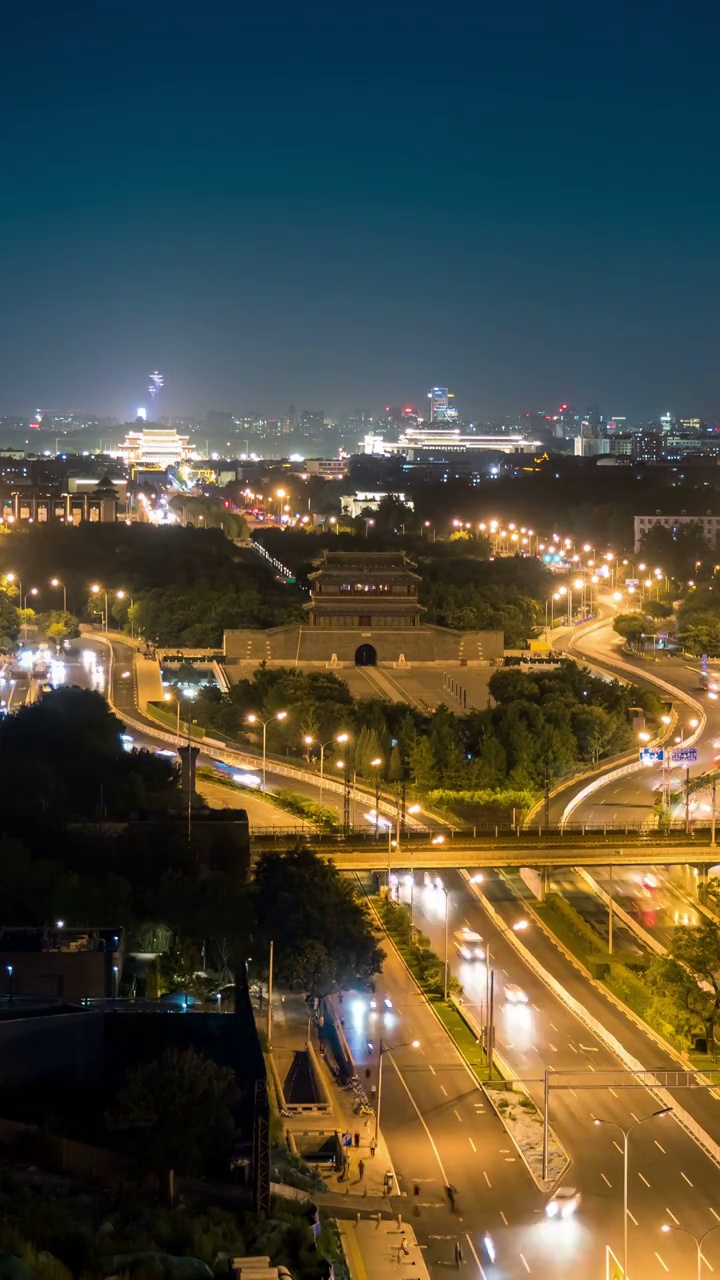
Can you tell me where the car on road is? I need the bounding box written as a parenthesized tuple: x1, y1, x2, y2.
(453, 927, 485, 961)
(545, 1186, 581, 1219)
(505, 982, 528, 1005)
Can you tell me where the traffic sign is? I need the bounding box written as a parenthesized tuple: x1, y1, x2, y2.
(639, 748, 664, 764)
(671, 747, 698, 763)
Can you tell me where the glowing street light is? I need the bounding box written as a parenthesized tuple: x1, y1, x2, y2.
(246, 710, 288, 789)
(50, 577, 67, 611)
(90, 584, 108, 631)
(115, 589, 135, 638)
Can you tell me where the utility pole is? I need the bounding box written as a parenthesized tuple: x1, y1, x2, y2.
(608, 864, 613, 955)
(487, 969, 495, 1081)
(712, 775, 717, 849)
(542, 1066, 550, 1181)
(267, 940, 274, 1048)
(686, 766, 691, 833)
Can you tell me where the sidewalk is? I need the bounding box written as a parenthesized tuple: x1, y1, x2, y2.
(268, 991, 398, 1200)
(338, 1218, 430, 1280)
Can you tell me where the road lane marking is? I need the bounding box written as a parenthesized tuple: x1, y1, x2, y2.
(711, 1208, 720, 1223)
(608, 1088, 618, 1098)
(601, 1173, 612, 1188)
(631, 1112, 640, 1123)
(500, 1211, 508, 1226)
(655, 1253, 669, 1273)
(628, 1211, 639, 1227)
(550, 1022, 558, 1031)
(454, 1110, 462, 1121)
(386, 1051, 449, 1183)
(568, 1043, 578, 1053)
(681, 1172, 694, 1186)
(613, 1141, 623, 1155)
(654, 1140, 666, 1154)
(429, 1064, 436, 1075)
(483, 1171, 492, 1187)
(440, 1084, 447, 1096)
(665, 1208, 679, 1225)
(519, 1252, 531, 1273)
(639, 1173, 651, 1187)
(464, 1234, 488, 1279)
(469, 1138, 477, 1152)
(548, 1042, 558, 1052)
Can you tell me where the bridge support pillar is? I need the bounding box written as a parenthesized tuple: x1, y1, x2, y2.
(539, 866, 551, 901)
(698, 864, 708, 900)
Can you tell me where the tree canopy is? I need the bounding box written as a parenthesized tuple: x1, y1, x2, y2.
(107, 1046, 239, 1187)
(252, 848, 384, 995)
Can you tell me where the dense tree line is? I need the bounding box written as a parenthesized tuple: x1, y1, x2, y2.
(0, 525, 304, 646)
(193, 660, 660, 799)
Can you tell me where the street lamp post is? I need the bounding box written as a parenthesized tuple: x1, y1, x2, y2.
(23, 588, 39, 641)
(50, 577, 67, 612)
(370, 756, 383, 839)
(371, 1036, 420, 1144)
(164, 688, 197, 746)
(661, 1222, 720, 1279)
(246, 710, 288, 790)
(484, 918, 530, 1082)
(594, 1107, 672, 1279)
(443, 886, 450, 1001)
(303, 732, 348, 806)
(90, 584, 108, 631)
(115, 590, 135, 639)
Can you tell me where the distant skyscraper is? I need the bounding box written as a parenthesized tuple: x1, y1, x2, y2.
(428, 387, 457, 421)
(137, 407, 147, 421)
(148, 370, 164, 402)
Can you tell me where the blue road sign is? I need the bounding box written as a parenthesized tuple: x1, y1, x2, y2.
(639, 748, 664, 764)
(671, 747, 698, 763)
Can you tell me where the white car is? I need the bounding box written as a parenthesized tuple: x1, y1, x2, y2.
(546, 1186, 581, 1219)
(453, 927, 485, 961)
(505, 982, 529, 1005)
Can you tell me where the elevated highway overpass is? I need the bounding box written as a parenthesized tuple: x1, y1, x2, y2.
(253, 835, 720, 869)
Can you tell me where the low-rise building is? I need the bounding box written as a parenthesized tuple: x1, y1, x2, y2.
(634, 512, 720, 552)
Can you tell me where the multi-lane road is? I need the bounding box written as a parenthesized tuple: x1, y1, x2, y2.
(366, 866, 720, 1278)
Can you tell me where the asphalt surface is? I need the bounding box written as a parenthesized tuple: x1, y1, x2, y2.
(374, 865, 720, 1278)
(551, 608, 716, 830)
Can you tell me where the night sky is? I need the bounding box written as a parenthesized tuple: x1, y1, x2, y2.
(2, 0, 719, 420)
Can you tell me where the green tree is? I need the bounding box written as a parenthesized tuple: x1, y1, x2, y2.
(408, 737, 436, 790)
(251, 848, 384, 994)
(649, 924, 720, 1048)
(612, 613, 647, 653)
(34, 609, 80, 643)
(387, 743, 404, 782)
(107, 1047, 239, 1198)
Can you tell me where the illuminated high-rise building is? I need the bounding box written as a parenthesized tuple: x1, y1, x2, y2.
(427, 387, 458, 421)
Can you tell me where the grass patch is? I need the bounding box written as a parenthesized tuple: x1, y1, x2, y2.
(536, 894, 690, 1056)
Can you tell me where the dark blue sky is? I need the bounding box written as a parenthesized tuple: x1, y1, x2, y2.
(2, 0, 719, 420)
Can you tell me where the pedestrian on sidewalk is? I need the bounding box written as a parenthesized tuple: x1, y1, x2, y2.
(370, 1137, 377, 1157)
(363, 1118, 370, 1136)
(354, 1131, 360, 1148)
(400, 1235, 409, 1257)
(454, 1240, 464, 1267)
(358, 1158, 365, 1181)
